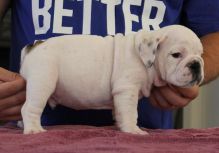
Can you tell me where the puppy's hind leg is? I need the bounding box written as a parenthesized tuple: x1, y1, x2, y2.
(21, 65, 58, 134)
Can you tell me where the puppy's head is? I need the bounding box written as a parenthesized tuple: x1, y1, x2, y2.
(136, 25, 204, 87)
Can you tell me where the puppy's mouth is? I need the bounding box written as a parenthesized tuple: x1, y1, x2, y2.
(182, 80, 199, 88)
(187, 60, 203, 85)
(174, 60, 203, 87)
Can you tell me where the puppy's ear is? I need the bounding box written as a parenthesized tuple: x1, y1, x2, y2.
(135, 30, 167, 68)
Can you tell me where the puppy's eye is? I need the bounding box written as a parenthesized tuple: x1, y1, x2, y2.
(171, 52, 182, 58)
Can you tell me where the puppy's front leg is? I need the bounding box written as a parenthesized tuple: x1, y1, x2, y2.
(113, 88, 148, 135)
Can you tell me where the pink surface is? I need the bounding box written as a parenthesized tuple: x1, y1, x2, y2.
(0, 125, 219, 153)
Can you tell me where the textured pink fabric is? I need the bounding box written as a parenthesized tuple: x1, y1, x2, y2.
(0, 125, 219, 153)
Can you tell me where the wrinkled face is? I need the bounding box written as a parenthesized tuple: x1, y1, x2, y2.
(156, 27, 204, 87)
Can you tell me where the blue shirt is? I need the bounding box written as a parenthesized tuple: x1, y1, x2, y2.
(10, 0, 219, 128)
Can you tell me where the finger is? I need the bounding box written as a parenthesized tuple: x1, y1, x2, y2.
(174, 85, 199, 99)
(0, 68, 21, 82)
(0, 105, 22, 119)
(159, 86, 190, 107)
(0, 78, 26, 99)
(149, 93, 160, 109)
(0, 115, 22, 121)
(0, 91, 26, 111)
(152, 88, 173, 109)
(149, 88, 172, 109)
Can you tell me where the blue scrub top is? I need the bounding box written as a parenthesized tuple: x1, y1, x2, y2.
(10, 0, 219, 128)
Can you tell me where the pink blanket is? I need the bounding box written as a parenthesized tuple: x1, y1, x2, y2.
(0, 125, 219, 153)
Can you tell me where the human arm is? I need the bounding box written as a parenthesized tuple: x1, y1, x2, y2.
(200, 32, 219, 84)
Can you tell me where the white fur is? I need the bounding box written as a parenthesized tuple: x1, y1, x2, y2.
(20, 25, 204, 135)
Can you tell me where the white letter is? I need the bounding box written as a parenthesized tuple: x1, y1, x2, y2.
(32, 0, 52, 35)
(78, 0, 92, 34)
(53, 0, 73, 34)
(101, 0, 121, 35)
(142, 0, 166, 31)
(123, 0, 141, 34)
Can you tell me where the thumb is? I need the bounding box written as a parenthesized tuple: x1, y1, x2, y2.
(0, 67, 20, 82)
(171, 84, 199, 99)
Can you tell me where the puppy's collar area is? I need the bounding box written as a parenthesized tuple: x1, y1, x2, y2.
(152, 65, 166, 87)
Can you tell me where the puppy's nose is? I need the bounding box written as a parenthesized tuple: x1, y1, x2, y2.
(189, 61, 201, 74)
(188, 61, 202, 85)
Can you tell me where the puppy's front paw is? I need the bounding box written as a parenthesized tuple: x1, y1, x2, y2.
(121, 126, 149, 135)
(24, 126, 46, 134)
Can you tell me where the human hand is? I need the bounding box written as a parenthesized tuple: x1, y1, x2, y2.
(149, 84, 199, 110)
(0, 67, 26, 121)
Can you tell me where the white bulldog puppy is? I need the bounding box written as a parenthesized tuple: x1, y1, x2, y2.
(20, 25, 204, 135)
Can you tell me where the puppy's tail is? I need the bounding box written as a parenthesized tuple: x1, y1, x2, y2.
(20, 40, 45, 65)
(20, 45, 32, 65)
